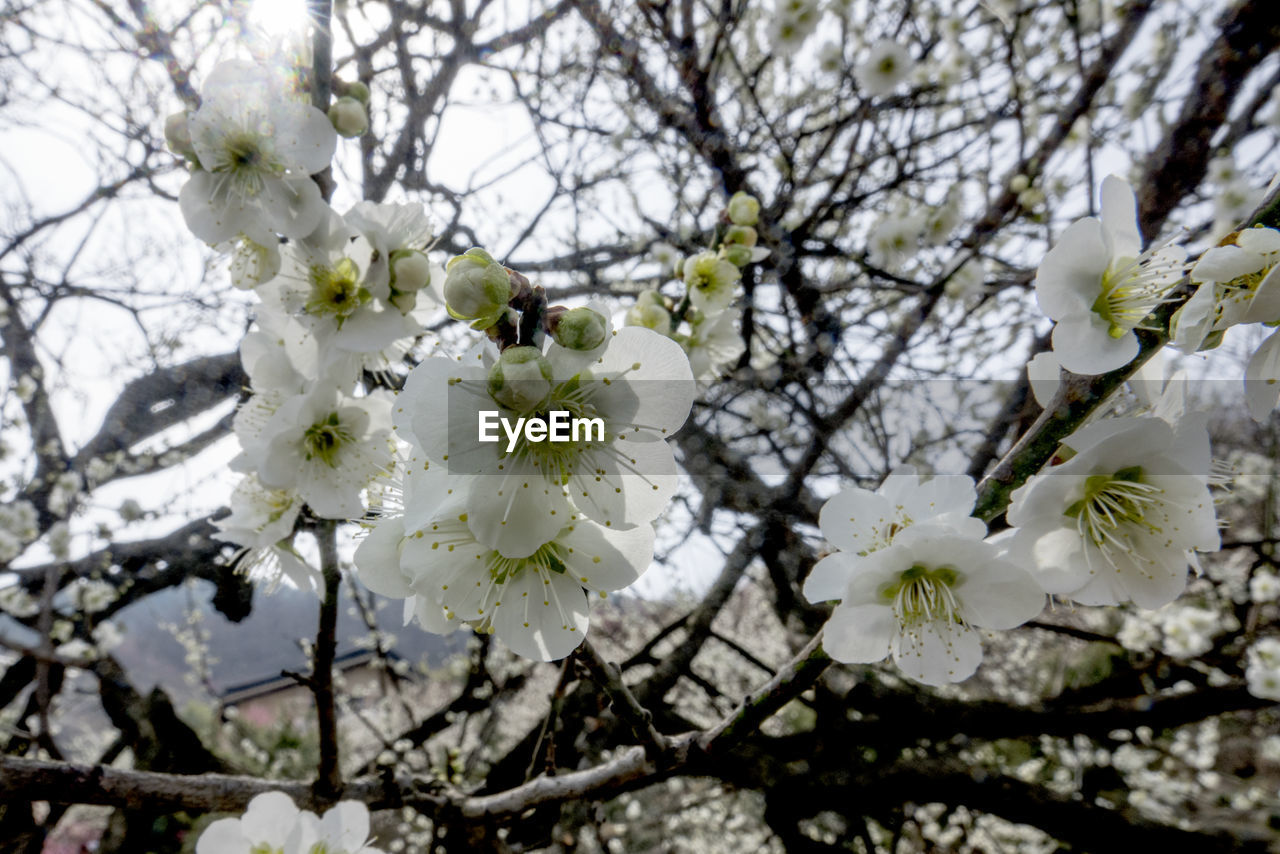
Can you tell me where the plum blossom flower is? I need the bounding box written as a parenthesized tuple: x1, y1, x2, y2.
(1246, 637, 1280, 701)
(683, 306, 745, 380)
(212, 474, 319, 593)
(1004, 416, 1220, 609)
(1173, 227, 1280, 419)
(1035, 176, 1186, 375)
(195, 791, 383, 854)
(820, 525, 1045, 685)
(239, 384, 394, 519)
(180, 60, 336, 245)
(804, 467, 987, 604)
(355, 489, 653, 661)
(855, 41, 915, 97)
(683, 250, 741, 315)
(396, 327, 694, 530)
(767, 0, 823, 55)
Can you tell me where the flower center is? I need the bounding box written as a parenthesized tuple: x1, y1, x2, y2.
(879, 563, 964, 629)
(504, 375, 609, 484)
(486, 539, 569, 585)
(303, 412, 355, 467)
(306, 257, 367, 322)
(1063, 466, 1164, 551)
(1092, 250, 1181, 338)
(250, 845, 283, 854)
(215, 131, 282, 199)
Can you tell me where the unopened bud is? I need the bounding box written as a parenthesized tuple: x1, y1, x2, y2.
(625, 301, 671, 331)
(727, 191, 760, 226)
(335, 78, 371, 105)
(389, 290, 418, 314)
(329, 96, 369, 138)
(390, 249, 431, 294)
(488, 347, 554, 413)
(723, 225, 758, 248)
(165, 111, 196, 161)
(444, 248, 514, 325)
(547, 307, 607, 351)
(721, 245, 753, 267)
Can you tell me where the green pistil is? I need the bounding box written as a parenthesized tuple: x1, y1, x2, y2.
(486, 540, 568, 585)
(303, 412, 355, 467)
(1064, 465, 1163, 547)
(306, 257, 367, 322)
(504, 374, 609, 483)
(878, 563, 963, 627)
(225, 134, 265, 170)
(250, 844, 283, 854)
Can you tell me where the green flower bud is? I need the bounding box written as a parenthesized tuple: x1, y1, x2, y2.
(389, 290, 419, 314)
(625, 301, 671, 331)
(721, 244, 753, 268)
(723, 225, 758, 248)
(329, 96, 369, 138)
(444, 248, 514, 325)
(390, 248, 431, 294)
(727, 191, 760, 226)
(548, 307, 607, 351)
(338, 79, 371, 105)
(164, 111, 196, 161)
(488, 346, 554, 413)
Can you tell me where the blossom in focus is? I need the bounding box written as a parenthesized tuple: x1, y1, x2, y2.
(683, 250, 741, 315)
(803, 467, 987, 604)
(396, 327, 694, 530)
(355, 490, 654, 661)
(1034, 176, 1185, 375)
(179, 60, 336, 245)
(240, 385, 394, 519)
(820, 525, 1045, 685)
(1004, 416, 1220, 609)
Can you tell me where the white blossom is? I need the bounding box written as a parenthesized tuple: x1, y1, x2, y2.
(804, 467, 987, 603)
(1035, 176, 1185, 375)
(856, 41, 915, 97)
(195, 791, 383, 854)
(1004, 416, 1220, 609)
(180, 61, 335, 245)
(355, 496, 653, 661)
(819, 525, 1045, 685)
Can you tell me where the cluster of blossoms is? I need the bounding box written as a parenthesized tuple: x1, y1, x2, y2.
(168, 59, 440, 591)
(1173, 224, 1280, 420)
(0, 499, 37, 563)
(1034, 174, 1280, 421)
(196, 791, 382, 854)
(803, 468, 1045, 685)
(867, 188, 964, 273)
(625, 192, 763, 380)
(767, 0, 823, 55)
(354, 246, 695, 661)
(808, 399, 1224, 685)
(1245, 637, 1280, 700)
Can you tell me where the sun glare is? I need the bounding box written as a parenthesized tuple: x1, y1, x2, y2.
(249, 0, 312, 35)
